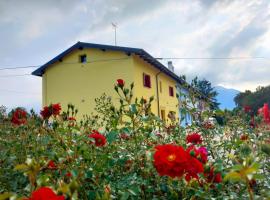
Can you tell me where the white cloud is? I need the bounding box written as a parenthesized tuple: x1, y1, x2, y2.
(0, 0, 270, 109)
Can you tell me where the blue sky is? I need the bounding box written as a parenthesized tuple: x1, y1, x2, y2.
(1, 0, 270, 110)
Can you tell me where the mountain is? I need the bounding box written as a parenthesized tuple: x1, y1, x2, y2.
(215, 86, 240, 110)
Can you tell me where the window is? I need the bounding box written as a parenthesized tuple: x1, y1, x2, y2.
(79, 55, 87, 63)
(159, 81, 162, 93)
(169, 86, 174, 97)
(143, 73, 151, 88)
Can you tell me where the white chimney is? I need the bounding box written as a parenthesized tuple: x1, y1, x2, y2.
(168, 61, 174, 72)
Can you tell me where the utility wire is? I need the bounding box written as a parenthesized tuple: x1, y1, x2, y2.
(0, 89, 40, 95)
(0, 74, 31, 78)
(155, 56, 269, 60)
(0, 66, 39, 71)
(0, 56, 269, 71)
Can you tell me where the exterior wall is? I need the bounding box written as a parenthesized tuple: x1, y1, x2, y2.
(43, 48, 134, 118)
(133, 55, 179, 123)
(43, 49, 179, 122)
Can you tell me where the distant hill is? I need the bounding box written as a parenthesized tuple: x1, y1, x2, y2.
(215, 86, 240, 110)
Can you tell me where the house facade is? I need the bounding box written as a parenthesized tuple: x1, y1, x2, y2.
(32, 42, 201, 122)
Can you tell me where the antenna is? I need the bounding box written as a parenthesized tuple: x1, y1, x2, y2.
(112, 22, 117, 46)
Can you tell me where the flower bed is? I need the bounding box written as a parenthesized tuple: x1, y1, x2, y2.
(0, 80, 269, 199)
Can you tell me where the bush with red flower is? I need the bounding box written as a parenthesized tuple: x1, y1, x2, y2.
(40, 103, 61, 119)
(1, 80, 269, 200)
(186, 133, 202, 144)
(11, 108, 27, 125)
(88, 130, 107, 147)
(24, 187, 64, 200)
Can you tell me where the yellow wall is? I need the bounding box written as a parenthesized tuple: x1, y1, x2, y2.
(43, 49, 179, 123)
(43, 48, 133, 118)
(133, 55, 179, 123)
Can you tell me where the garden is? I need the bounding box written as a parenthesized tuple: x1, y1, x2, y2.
(0, 80, 269, 199)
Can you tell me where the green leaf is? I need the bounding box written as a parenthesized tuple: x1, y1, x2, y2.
(0, 193, 13, 200)
(129, 104, 137, 114)
(224, 172, 242, 182)
(14, 164, 28, 171)
(107, 130, 118, 144)
(120, 192, 130, 200)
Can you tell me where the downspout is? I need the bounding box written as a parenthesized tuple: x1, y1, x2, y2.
(155, 71, 162, 117)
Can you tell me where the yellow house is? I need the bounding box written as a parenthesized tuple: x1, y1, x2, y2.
(32, 42, 189, 122)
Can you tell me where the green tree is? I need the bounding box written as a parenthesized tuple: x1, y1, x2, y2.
(191, 77, 220, 110)
(234, 85, 270, 113)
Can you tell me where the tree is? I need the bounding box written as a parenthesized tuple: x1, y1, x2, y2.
(234, 85, 270, 113)
(191, 77, 220, 110)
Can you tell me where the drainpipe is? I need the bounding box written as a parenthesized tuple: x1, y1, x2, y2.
(155, 71, 162, 117)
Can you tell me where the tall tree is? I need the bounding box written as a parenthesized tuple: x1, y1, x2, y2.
(191, 77, 220, 110)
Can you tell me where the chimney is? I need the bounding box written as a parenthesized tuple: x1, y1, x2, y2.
(168, 61, 174, 72)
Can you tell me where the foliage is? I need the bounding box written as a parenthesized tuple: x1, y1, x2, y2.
(0, 81, 269, 200)
(191, 76, 220, 110)
(234, 85, 270, 113)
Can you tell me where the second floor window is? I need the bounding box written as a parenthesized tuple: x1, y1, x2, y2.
(79, 55, 87, 63)
(143, 73, 151, 88)
(169, 86, 174, 97)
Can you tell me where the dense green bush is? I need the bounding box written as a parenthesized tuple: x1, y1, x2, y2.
(0, 81, 269, 200)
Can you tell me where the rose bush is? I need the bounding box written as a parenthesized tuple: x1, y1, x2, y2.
(0, 81, 269, 199)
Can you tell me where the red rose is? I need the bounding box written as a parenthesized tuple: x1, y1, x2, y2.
(204, 167, 222, 183)
(186, 133, 202, 144)
(25, 187, 64, 200)
(11, 109, 27, 125)
(153, 144, 189, 178)
(47, 160, 57, 170)
(185, 156, 204, 182)
(40, 106, 51, 119)
(117, 79, 125, 87)
(88, 130, 107, 147)
(186, 146, 208, 164)
(40, 103, 61, 119)
(52, 103, 61, 116)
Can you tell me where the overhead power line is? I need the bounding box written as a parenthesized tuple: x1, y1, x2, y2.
(0, 89, 40, 95)
(0, 55, 269, 73)
(0, 66, 39, 71)
(155, 56, 269, 60)
(0, 74, 31, 78)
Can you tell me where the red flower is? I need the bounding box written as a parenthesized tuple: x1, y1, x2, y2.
(40, 103, 61, 119)
(66, 172, 72, 177)
(52, 103, 61, 116)
(153, 144, 189, 178)
(204, 167, 222, 183)
(185, 156, 204, 182)
(88, 130, 107, 147)
(187, 146, 208, 164)
(120, 133, 129, 140)
(40, 106, 51, 119)
(68, 117, 76, 121)
(11, 109, 27, 125)
(244, 105, 252, 113)
(25, 187, 64, 200)
(186, 133, 202, 144)
(116, 79, 125, 87)
(47, 160, 57, 170)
